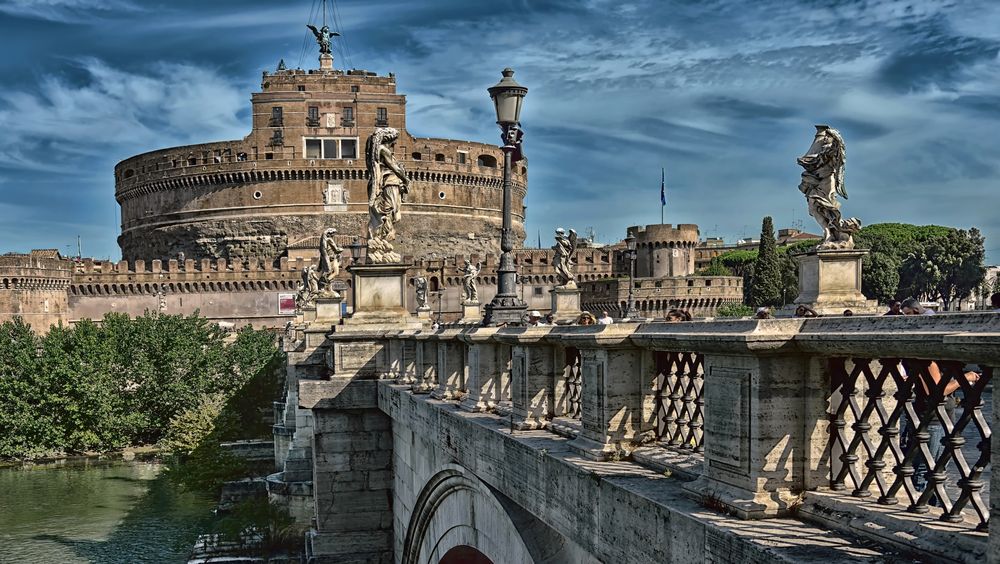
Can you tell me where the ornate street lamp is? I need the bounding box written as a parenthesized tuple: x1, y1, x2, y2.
(623, 233, 639, 320)
(484, 68, 528, 326)
(348, 237, 365, 264)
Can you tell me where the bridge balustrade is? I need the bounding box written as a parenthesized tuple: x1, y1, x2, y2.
(376, 314, 998, 548)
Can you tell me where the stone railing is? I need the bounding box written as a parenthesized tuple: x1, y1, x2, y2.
(355, 314, 998, 561)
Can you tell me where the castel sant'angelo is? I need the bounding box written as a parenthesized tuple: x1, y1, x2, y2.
(1, 29, 742, 330)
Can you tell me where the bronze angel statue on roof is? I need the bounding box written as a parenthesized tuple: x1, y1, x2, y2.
(307, 24, 340, 55)
(797, 125, 861, 250)
(553, 228, 578, 287)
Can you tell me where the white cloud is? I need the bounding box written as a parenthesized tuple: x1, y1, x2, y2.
(0, 0, 140, 22)
(0, 58, 248, 172)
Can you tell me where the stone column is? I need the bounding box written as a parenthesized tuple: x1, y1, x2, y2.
(682, 352, 817, 518)
(567, 347, 646, 460)
(507, 344, 556, 430)
(413, 338, 437, 394)
(459, 333, 506, 412)
(431, 337, 465, 400)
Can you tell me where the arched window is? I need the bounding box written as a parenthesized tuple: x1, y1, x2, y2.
(476, 154, 497, 168)
(435, 153, 445, 162)
(411, 152, 422, 160)
(429, 276, 439, 292)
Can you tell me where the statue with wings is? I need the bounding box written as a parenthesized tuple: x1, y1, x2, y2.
(307, 24, 340, 55)
(553, 228, 578, 287)
(461, 260, 482, 303)
(797, 125, 860, 250)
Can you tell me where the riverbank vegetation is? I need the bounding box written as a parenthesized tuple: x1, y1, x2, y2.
(0, 312, 281, 461)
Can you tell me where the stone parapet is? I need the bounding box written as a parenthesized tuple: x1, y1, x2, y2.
(299, 313, 999, 562)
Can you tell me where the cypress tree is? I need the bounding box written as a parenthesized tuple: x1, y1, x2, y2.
(748, 216, 783, 307)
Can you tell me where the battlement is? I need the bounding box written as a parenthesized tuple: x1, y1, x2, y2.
(627, 224, 701, 247)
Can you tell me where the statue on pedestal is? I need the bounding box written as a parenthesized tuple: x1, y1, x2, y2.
(553, 228, 578, 287)
(461, 260, 481, 303)
(365, 128, 409, 263)
(295, 265, 321, 308)
(318, 228, 344, 298)
(797, 125, 861, 250)
(414, 277, 429, 310)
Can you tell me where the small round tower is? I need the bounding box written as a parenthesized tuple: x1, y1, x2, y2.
(626, 224, 700, 278)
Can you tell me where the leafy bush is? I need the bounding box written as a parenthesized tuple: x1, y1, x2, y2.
(0, 312, 280, 459)
(715, 303, 754, 318)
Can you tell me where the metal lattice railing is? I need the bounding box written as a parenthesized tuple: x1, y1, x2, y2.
(564, 347, 582, 420)
(829, 357, 992, 530)
(654, 351, 705, 452)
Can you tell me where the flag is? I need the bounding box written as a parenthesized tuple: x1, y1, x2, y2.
(660, 167, 666, 206)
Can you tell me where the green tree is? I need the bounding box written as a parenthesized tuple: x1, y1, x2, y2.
(696, 258, 733, 277)
(899, 228, 986, 310)
(855, 223, 954, 302)
(747, 216, 783, 307)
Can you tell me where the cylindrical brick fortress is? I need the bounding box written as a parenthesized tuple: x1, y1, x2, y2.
(626, 224, 701, 278)
(114, 67, 526, 264)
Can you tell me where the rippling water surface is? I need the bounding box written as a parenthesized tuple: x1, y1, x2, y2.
(0, 458, 213, 564)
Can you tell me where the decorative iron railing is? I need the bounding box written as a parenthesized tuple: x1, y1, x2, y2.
(829, 357, 992, 530)
(654, 351, 705, 452)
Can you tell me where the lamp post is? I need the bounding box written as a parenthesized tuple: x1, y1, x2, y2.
(623, 233, 639, 320)
(347, 237, 364, 314)
(483, 68, 528, 326)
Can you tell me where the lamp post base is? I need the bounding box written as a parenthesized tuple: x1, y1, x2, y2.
(483, 297, 526, 326)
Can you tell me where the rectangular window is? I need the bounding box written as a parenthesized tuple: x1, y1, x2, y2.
(323, 139, 338, 159)
(304, 137, 358, 160)
(456, 151, 468, 164)
(297, 85, 306, 91)
(270, 106, 283, 126)
(308, 106, 319, 121)
(351, 85, 359, 93)
(342, 107, 354, 123)
(533, 287, 543, 297)
(376, 107, 388, 125)
(305, 139, 322, 159)
(341, 139, 357, 159)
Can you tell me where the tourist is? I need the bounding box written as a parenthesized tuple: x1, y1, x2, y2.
(577, 312, 596, 325)
(545, 313, 555, 325)
(666, 308, 692, 322)
(794, 305, 818, 318)
(991, 293, 1000, 312)
(431, 317, 441, 331)
(597, 311, 614, 325)
(842, 309, 854, 317)
(901, 298, 934, 316)
(527, 310, 545, 326)
(754, 307, 772, 320)
(884, 301, 903, 315)
(899, 302, 980, 500)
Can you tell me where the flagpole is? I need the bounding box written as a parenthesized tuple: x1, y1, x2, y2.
(660, 167, 665, 225)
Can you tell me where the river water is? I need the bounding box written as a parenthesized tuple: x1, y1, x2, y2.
(0, 458, 214, 564)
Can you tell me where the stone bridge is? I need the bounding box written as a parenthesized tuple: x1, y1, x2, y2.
(270, 314, 999, 563)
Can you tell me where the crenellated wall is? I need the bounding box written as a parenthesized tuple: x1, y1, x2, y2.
(0, 250, 73, 332)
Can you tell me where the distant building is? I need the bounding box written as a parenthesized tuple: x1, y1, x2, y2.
(694, 227, 820, 270)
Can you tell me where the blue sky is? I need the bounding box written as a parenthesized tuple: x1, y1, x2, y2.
(0, 0, 998, 262)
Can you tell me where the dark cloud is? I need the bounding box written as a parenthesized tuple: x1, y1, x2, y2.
(877, 19, 1000, 92)
(0, 0, 997, 262)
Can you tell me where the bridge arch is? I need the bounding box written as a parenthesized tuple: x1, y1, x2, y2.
(401, 464, 592, 564)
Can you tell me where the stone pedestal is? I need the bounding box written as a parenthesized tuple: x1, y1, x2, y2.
(319, 53, 333, 70)
(460, 301, 481, 323)
(300, 304, 317, 324)
(416, 306, 432, 321)
(346, 263, 418, 327)
(787, 249, 878, 316)
(314, 295, 343, 323)
(550, 286, 582, 324)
